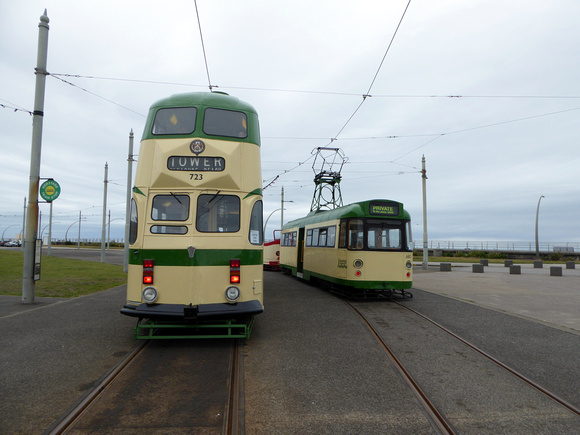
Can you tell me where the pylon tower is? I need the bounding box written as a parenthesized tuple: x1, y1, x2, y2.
(310, 147, 348, 213)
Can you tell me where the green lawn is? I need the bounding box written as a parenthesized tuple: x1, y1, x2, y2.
(0, 250, 127, 298)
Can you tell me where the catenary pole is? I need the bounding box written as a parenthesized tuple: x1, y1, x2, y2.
(421, 155, 428, 270)
(22, 10, 49, 304)
(124, 130, 134, 272)
(101, 162, 108, 262)
(535, 195, 545, 259)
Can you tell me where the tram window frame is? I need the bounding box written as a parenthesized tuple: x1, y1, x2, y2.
(319, 228, 327, 247)
(338, 221, 347, 248)
(327, 225, 336, 247)
(151, 194, 190, 222)
(311, 228, 319, 247)
(348, 219, 365, 250)
(150, 225, 188, 235)
(152, 107, 197, 135)
(203, 108, 248, 139)
(129, 198, 138, 245)
(306, 229, 313, 247)
(249, 200, 263, 245)
(366, 219, 403, 251)
(196, 194, 240, 233)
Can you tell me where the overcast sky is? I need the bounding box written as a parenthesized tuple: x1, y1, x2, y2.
(1, 0, 579, 247)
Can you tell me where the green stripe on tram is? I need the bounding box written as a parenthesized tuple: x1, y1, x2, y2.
(129, 248, 263, 266)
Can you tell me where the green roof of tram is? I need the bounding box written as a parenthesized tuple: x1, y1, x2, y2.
(283, 200, 410, 230)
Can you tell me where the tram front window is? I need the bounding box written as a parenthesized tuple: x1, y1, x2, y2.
(196, 194, 240, 233)
(152, 107, 197, 135)
(367, 220, 402, 250)
(203, 108, 248, 138)
(151, 194, 190, 221)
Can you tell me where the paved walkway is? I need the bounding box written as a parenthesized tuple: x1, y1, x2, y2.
(413, 262, 580, 334)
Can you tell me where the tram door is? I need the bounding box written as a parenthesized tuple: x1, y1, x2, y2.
(297, 228, 305, 278)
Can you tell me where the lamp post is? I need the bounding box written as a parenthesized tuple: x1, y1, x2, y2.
(264, 208, 282, 238)
(535, 195, 545, 259)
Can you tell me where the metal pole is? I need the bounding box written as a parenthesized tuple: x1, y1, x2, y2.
(107, 210, 111, 250)
(77, 210, 81, 249)
(535, 195, 545, 259)
(23, 10, 49, 304)
(281, 186, 284, 231)
(47, 201, 52, 255)
(421, 155, 428, 270)
(100, 162, 108, 262)
(21, 197, 26, 251)
(124, 130, 134, 272)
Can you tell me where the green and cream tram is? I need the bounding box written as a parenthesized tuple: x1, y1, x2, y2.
(121, 92, 263, 338)
(280, 200, 413, 298)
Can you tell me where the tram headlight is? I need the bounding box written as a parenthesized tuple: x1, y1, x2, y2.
(353, 259, 363, 269)
(142, 286, 158, 303)
(406, 260, 412, 269)
(225, 286, 240, 302)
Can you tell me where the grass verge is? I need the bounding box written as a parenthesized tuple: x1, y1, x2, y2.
(0, 250, 126, 298)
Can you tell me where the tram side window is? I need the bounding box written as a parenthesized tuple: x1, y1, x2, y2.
(348, 219, 364, 250)
(306, 229, 312, 247)
(338, 221, 347, 248)
(203, 108, 248, 138)
(249, 201, 263, 245)
(327, 225, 336, 247)
(319, 228, 327, 247)
(152, 194, 190, 221)
(196, 194, 240, 233)
(152, 107, 197, 135)
(311, 229, 319, 247)
(129, 199, 138, 245)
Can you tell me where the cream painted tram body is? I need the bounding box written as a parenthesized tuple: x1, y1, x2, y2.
(280, 200, 413, 298)
(121, 92, 264, 327)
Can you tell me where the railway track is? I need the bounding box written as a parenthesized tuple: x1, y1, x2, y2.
(347, 302, 456, 434)
(47, 339, 245, 434)
(396, 302, 580, 418)
(346, 299, 580, 434)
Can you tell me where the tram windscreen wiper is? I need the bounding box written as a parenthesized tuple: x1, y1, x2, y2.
(170, 192, 183, 205)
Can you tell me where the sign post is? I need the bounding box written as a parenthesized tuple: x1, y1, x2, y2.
(40, 178, 60, 256)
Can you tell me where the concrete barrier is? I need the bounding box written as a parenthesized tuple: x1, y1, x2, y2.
(480, 259, 489, 266)
(440, 263, 452, 272)
(510, 265, 521, 275)
(550, 266, 562, 277)
(534, 260, 543, 269)
(566, 262, 576, 270)
(472, 264, 484, 273)
(504, 260, 513, 267)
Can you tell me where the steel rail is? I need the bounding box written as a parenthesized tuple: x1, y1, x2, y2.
(346, 302, 456, 435)
(397, 303, 580, 417)
(47, 340, 150, 434)
(225, 339, 244, 435)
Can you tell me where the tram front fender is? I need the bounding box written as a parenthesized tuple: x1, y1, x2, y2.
(121, 299, 263, 320)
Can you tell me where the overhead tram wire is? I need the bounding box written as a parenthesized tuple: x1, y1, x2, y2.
(49, 74, 146, 117)
(48, 74, 580, 101)
(328, 0, 413, 144)
(194, 0, 214, 91)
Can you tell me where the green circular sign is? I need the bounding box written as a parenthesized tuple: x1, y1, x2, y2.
(40, 179, 61, 202)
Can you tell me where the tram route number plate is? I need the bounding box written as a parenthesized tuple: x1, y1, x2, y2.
(167, 156, 225, 172)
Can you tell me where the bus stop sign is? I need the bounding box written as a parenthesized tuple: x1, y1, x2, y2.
(40, 179, 61, 202)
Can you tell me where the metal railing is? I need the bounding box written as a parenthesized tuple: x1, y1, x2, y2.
(422, 241, 579, 253)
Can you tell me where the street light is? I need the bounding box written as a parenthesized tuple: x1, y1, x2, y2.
(535, 195, 545, 259)
(2, 224, 19, 242)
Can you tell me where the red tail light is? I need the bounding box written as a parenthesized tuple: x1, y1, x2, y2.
(230, 259, 240, 284)
(143, 259, 154, 284)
